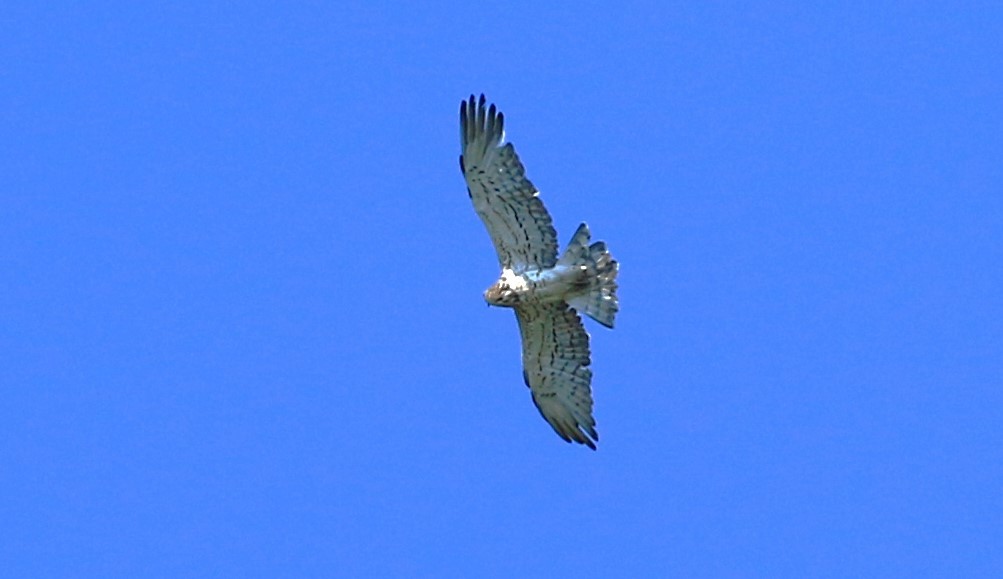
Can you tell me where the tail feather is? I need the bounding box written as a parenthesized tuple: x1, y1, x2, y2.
(561, 223, 619, 328)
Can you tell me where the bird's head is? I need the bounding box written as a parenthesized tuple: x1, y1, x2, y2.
(484, 282, 519, 307)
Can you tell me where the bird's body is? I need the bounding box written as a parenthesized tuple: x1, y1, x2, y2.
(459, 94, 619, 450)
(484, 264, 588, 307)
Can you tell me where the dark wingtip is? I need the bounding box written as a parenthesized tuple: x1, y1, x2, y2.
(459, 98, 469, 144)
(462, 94, 475, 120)
(462, 94, 505, 138)
(572, 428, 599, 450)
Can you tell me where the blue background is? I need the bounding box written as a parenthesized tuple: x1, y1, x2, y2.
(2, 2, 1001, 577)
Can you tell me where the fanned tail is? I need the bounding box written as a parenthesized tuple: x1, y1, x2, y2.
(560, 223, 619, 328)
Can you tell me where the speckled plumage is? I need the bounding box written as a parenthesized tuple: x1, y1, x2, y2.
(459, 94, 619, 450)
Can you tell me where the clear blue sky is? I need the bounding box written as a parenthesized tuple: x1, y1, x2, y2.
(2, 2, 1001, 577)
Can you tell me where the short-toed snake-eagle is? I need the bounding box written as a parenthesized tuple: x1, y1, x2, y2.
(459, 94, 619, 450)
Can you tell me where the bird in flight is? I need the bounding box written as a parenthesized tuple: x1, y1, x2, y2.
(459, 94, 619, 450)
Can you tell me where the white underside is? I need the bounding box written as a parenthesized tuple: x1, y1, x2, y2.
(502, 264, 585, 303)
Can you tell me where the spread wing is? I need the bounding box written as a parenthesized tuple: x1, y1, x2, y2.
(460, 94, 559, 272)
(516, 303, 598, 449)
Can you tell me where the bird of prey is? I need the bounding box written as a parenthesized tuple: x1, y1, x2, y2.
(459, 94, 619, 450)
